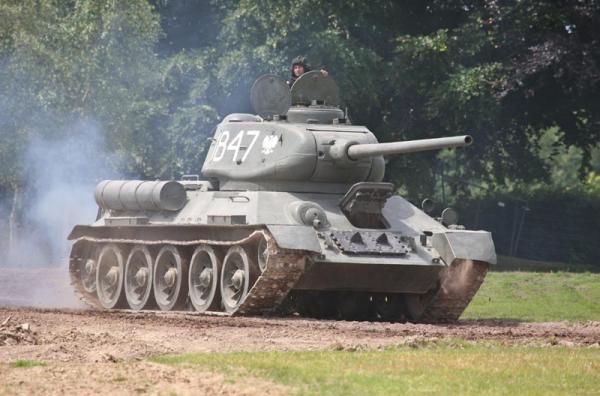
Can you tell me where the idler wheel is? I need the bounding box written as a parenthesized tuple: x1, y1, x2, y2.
(124, 245, 155, 310)
(189, 245, 221, 312)
(153, 245, 188, 311)
(81, 257, 97, 293)
(96, 244, 127, 309)
(220, 245, 257, 313)
(257, 236, 269, 273)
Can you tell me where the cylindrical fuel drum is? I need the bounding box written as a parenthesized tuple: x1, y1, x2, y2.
(94, 180, 187, 212)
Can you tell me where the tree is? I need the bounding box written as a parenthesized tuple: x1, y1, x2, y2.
(0, 0, 164, 257)
(0, 0, 165, 179)
(144, 1, 600, 204)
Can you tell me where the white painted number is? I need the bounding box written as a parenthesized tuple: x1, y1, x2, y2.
(243, 130, 260, 162)
(211, 130, 265, 163)
(226, 130, 244, 161)
(212, 130, 229, 161)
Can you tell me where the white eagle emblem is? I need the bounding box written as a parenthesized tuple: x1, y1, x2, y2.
(261, 135, 279, 155)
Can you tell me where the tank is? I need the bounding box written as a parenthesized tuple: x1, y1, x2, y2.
(68, 71, 496, 322)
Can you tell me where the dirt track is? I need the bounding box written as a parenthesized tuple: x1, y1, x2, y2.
(2, 307, 600, 362)
(1, 309, 600, 395)
(1, 267, 600, 395)
(1, 267, 599, 363)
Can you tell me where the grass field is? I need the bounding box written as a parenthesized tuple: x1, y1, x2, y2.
(3, 264, 591, 395)
(150, 269, 600, 395)
(463, 271, 600, 321)
(494, 256, 598, 273)
(153, 342, 600, 395)
(4, 267, 599, 394)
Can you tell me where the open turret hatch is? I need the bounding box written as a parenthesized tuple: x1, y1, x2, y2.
(288, 71, 343, 123)
(290, 70, 339, 106)
(250, 72, 343, 123)
(250, 74, 291, 118)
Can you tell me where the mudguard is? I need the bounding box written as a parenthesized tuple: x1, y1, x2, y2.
(266, 225, 322, 253)
(432, 230, 497, 266)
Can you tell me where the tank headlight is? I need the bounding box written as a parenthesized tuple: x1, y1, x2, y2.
(288, 201, 329, 229)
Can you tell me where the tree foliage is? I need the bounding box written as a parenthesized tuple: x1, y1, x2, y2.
(1, 0, 599, 206)
(0, 0, 163, 182)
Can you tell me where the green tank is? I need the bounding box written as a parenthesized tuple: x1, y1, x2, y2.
(68, 71, 496, 322)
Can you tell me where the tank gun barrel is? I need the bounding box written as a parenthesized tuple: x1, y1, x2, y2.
(347, 135, 473, 160)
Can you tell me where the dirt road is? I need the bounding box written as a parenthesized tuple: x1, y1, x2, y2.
(1, 307, 599, 395)
(2, 307, 599, 362)
(1, 268, 599, 395)
(1, 266, 600, 362)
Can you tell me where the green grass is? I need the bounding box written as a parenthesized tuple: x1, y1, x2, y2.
(152, 343, 600, 395)
(8, 360, 47, 368)
(463, 271, 600, 321)
(496, 255, 598, 273)
(148, 267, 600, 394)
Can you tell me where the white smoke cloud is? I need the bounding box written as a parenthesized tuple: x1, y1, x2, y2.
(24, 121, 118, 261)
(0, 120, 120, 308)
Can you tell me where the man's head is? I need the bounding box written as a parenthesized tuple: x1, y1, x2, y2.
(293, 63, 305, 77)
(291, 56, 310, 78)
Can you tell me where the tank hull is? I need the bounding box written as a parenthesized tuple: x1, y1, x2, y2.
(68, 185, 495, 322)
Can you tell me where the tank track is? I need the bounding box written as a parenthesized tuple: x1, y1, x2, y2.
(419, 260, 489, 323)
(235, 237, 306, 315)
(70, 255, 103, 310)
(276, 259, 490, 323)
(69, 229, 307, 315)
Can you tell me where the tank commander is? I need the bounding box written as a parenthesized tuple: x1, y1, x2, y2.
(287, 55, 328, 88)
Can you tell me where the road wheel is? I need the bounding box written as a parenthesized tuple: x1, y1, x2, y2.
(189, 245, 221, 312)
(220, 245, 257, 313)
(96, 244, 127, 309)
(153, 245, 188, 311)
(125, 245, 154, 310)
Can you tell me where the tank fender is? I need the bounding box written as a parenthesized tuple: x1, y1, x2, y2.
(266, 225, 322, 253)
(68, 225, 90, 240)
(431, 230, 497, 265)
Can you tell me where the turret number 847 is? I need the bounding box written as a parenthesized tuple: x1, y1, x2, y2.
(211, 130, 261, 163)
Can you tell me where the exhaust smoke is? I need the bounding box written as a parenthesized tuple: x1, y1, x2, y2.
(0, 121, 119, 308)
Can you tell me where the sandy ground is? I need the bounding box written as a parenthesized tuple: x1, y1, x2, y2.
(1, 308, 599, 395)
(2, 307, 599, 362)
(1, 267, 599, 394)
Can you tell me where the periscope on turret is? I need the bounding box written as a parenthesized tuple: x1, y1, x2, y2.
(67, 70, 496, 322)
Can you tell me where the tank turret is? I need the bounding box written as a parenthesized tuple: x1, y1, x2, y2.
(202, 71, 472, 192)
